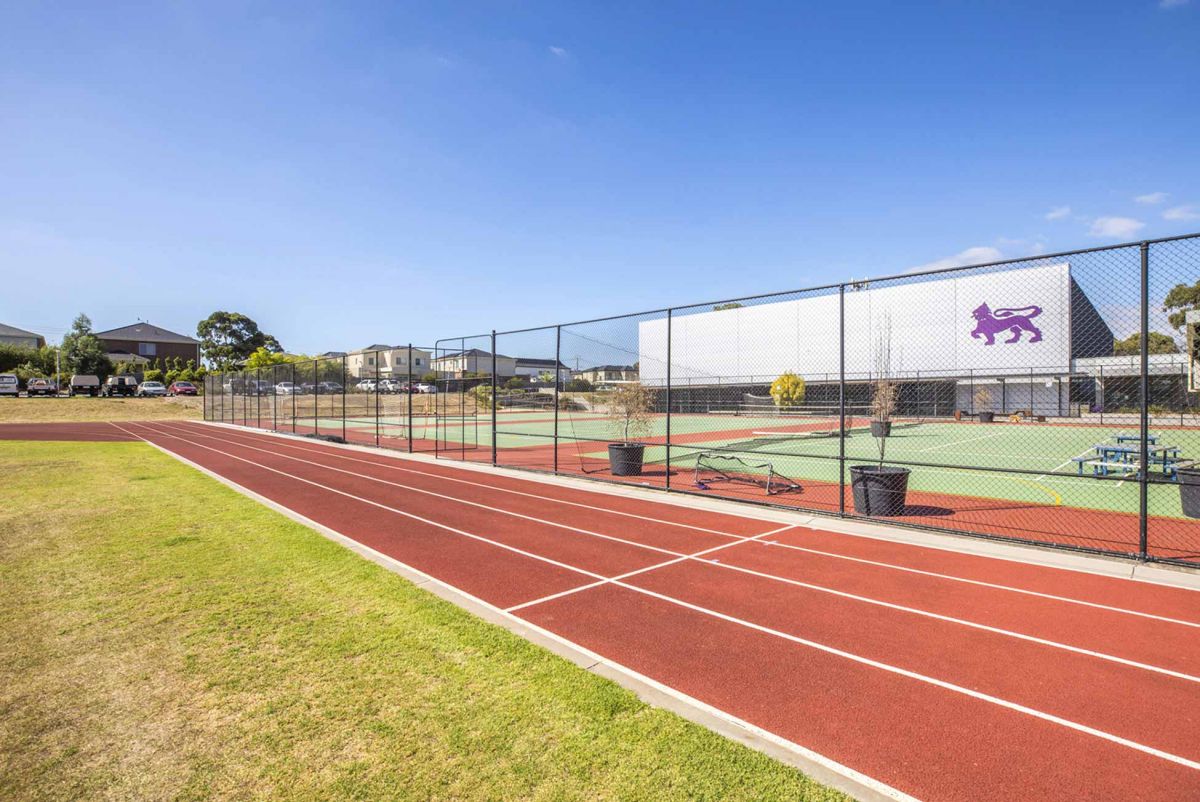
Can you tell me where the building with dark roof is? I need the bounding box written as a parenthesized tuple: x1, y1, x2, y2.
(95, 322, 200, 365)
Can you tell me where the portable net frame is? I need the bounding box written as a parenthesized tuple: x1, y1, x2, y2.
(693, 452, 801, 495)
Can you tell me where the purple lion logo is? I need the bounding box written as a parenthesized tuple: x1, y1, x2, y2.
(971, 303, 1043, 345)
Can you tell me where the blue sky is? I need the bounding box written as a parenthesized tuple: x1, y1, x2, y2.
(2, 1, 1198, 355)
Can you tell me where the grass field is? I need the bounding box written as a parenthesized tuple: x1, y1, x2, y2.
(0, 440, 843, 801)
(0, 396, 203, 423)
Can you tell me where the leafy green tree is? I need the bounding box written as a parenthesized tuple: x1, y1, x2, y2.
(1113, 332, 1179, 356)
(1164, 280, 1200, 330)
(244, 346, 294, 370)
(538, 370, 556, 384)
(770, 372, 806, 408)
(196, 311, 282, 370)
(144, 369, 164, 382)
(61, 314, 113, 378)
(564, 377, 594, 392)
(421, 372, 439, 383)
(713, 302, 744, 311)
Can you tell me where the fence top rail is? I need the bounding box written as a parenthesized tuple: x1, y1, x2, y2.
(487, 231, 1200, 338)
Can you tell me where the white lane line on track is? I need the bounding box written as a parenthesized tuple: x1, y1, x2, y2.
(170, 421, 771, 538)
(506, 525, 797, 613)
(171, 421, 1200, 629)
(116, 425, 922, 802)
(118, 421, 1200, 773)
(144, 422, 1200, 685)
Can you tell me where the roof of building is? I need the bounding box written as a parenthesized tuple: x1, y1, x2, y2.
(581, 364, 637, 372)
(434, 348, 514, 360)
(351, 344, 394, 354)
(0, 323, 44, 340)
(318, 351, 348, 358)
(94, 322, 199, 344)
(515, 357, 568, 368)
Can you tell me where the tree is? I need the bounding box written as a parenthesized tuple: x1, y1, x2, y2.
(504, 376, 528, 390)
(713, 302, 744, 311)
(1113, 332, 1179, 356)
(537, 370, 556, 385)
(1164, 280, 1200, 331)
(61, 314, 113, 378)
(565, 377, 594, 392)
(606, 383, 656, 443)
(196, 311, 282, 370)
(770, 372, 806, 408)
(244, 346, 294, 370)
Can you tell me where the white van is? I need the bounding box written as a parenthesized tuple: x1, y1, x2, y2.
(0, 374, 18, 397)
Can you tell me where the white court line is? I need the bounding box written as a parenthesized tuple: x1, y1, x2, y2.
(917, 428, 1009, 453)
(120, 421, 1200, 773)
(143, 422, 1200, 682)
(174, 421, 1200, 628)
(1033, 446, 1101, 483)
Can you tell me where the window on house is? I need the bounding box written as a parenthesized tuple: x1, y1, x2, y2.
(138, 342, 156, 357)
(368, 357, 375, 366)
(416, 358, 423, 366)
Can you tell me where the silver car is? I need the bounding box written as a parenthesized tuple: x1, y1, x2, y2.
(137, 380, 167, 397)
(0, 374, 18, 397)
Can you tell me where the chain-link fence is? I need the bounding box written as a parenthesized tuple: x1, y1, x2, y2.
(205, 234, 1200, 566)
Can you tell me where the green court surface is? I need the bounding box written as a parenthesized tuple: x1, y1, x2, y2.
(273, 409, 1199, 520)
(478, 411, 1199, 520)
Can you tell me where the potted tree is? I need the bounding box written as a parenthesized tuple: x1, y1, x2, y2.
(870, 376, 897, 438)
(850, 327, 910, 516)
(974, 387, 995, 423)
(606, 382, 655, 476)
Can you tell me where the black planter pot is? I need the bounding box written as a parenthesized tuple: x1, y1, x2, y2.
(977, 411, 995, 423)
(608, 443, 646, 477)
(850, 465, 911, 516)
(870, 420, 892, 438)
(1179, 468, 1200, 519)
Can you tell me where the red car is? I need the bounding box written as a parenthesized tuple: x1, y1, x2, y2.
(167, 381, 198, 396)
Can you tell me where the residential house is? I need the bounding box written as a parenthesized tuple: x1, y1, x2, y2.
(0, 323, 46, 350)
(574, 365, 639, 386)
(513, 357, 570, 383)
(346, 345, 432, 380)
(95, 322, 200, 367)
(432, 349, 517, 378)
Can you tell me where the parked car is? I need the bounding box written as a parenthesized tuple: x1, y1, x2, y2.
(300, 383, 317, 394)
(101, 376, 138, 397)
(26, 377, 58, 397)
(355, 379, 377, 393)
(377, 379, 402, 394)
(414, 383, 437, 394)
(0, 374, 18, 397)
(69, 375, 101, 397)
(274, 381, 299, 395)
(167, 381, 197, 396)
(137, 380, 167, 397)
(318, 381, 344, 394)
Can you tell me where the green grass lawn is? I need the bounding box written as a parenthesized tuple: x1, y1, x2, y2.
(0, 440, 844, 802)
(0, 396, 203, 423)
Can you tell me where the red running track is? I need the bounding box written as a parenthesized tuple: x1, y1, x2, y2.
(6, 420, 1200, 800)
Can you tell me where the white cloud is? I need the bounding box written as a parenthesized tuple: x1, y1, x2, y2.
(1159, 0, 1189, 8)
(1044, 205, 1071, 221)
(548, 46, 568, 58)
(1134, 192, 1169, 205)
(1088, 216, 1145, 239)
(1163, 205, 1200, 222)
(911, 245, 1004, 273)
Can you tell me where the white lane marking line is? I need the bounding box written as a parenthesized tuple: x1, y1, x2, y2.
(145, 422, 1200, 683)
(178, 422, 1200, 623)
(917, 429, 1009, 453)
(507, 525, 796, 613)
(594, 578, 1200, 772)
(127, 423, 1200, 773)
(156, 422, 698, 560)
(129, 434, 923, 802)
(169, 420, 775, 538)
(124, 423, 605, 583)
(760, 538, 1200, 630)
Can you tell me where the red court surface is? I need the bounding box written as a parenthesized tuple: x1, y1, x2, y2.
(4, 420, 1200, 800)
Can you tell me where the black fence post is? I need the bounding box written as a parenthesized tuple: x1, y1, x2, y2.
(407, 344, 414, 453)
(665, 309, 672, 491)
(1139, 242, 1150, 559)
(554, 325, 561, 475)
(491, 331, 498, 466)
(290, 363, 296, 433)
(374, 352, 381, 447)
(341, 355, 347, 443)
(838, 284, 846, 516)
(312, 360, 319, 436)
